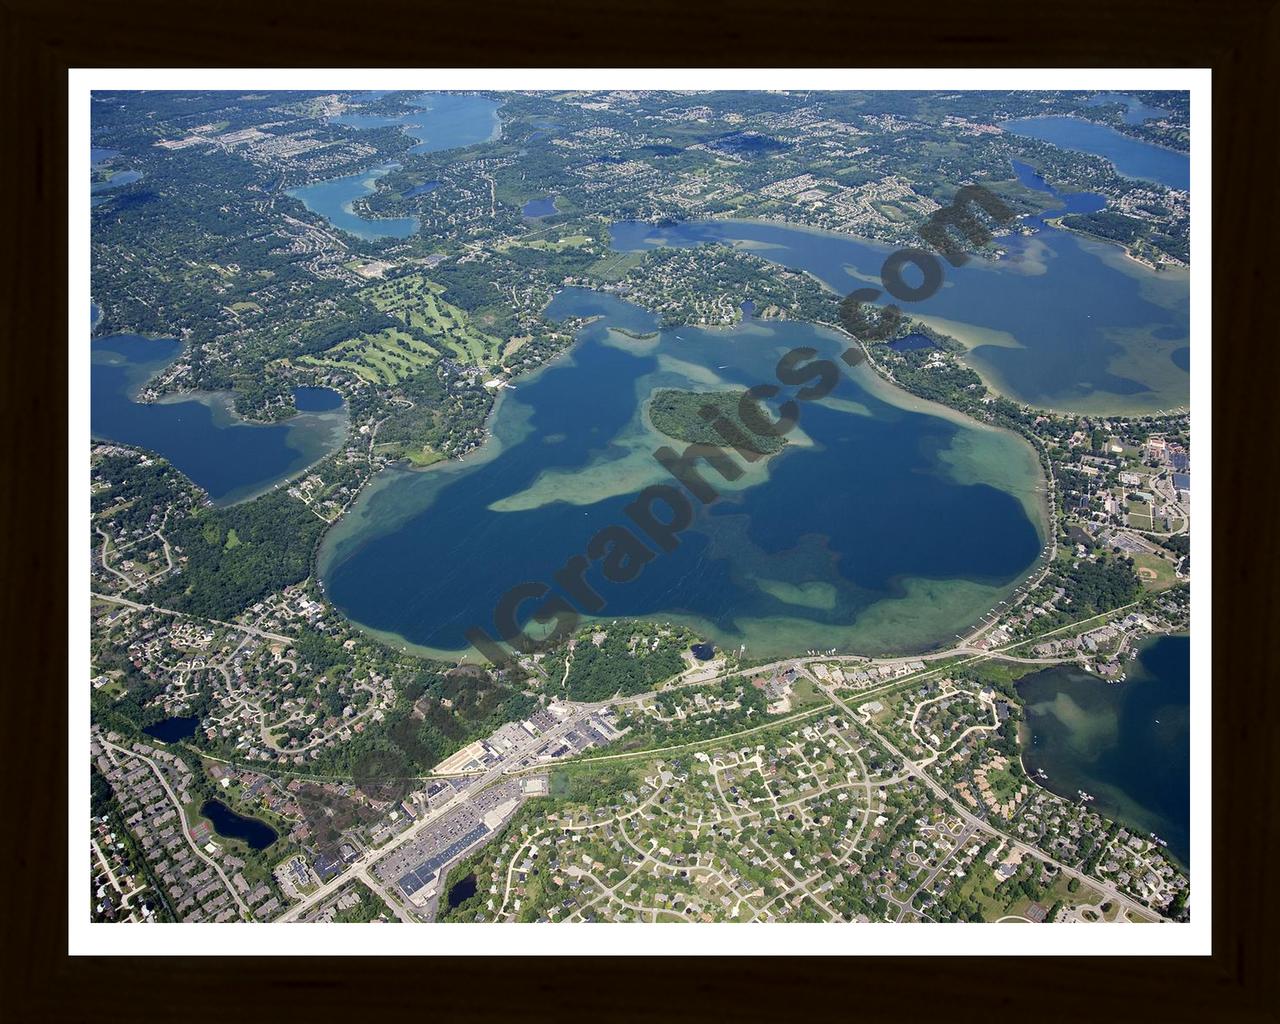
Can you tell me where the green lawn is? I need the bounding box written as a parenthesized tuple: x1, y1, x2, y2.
(361, 273, 503, 368)
(299, 327, 439, 386)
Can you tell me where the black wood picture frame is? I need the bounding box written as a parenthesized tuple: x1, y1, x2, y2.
(3, 0, 1275, 1019)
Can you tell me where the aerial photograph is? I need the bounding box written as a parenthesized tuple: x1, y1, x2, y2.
(85, 82, 1194, 934)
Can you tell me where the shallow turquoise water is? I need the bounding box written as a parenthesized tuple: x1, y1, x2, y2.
(319, 289, 1047, 661)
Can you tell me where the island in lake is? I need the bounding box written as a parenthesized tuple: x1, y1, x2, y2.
(648, 388, 788, 455)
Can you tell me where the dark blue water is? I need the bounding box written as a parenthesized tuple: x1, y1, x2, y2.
(608, 204, 1188, 415)
(446, 873, 478, 908)
(91, 145, 142, 196)
(522, 196, 557, 218)
(402, 180, 440, 198)
(1019, 634, 1190, 865)
(1010, 159, 1107, 222)
(1003, 116, 1189, 191)
(142, 716, 200, 743)
(200, 799, 278, 851)
(690, 643, 716, 661)
(320, 289, 1044, 659)
(92, 169, 142, 194)
(295, 95, 500, 239)
(293, 385, 345, 412)
(91, 334, 347, 504)
(887, 332, 936, 353)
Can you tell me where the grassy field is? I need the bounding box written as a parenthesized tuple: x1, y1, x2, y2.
(361, 273, 503, 369)
(497, 234, 593, 254)
(1126, 500, 1153, 529)
(1132, 551, 1179, 591)
(587, 249, 647, 282)
(299, 326, 439, 386)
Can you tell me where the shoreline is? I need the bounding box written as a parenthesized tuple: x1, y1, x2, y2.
(92, 331, 351, 507)
(318, 287, 1056, 666)
(1000, 111, 1191, 160)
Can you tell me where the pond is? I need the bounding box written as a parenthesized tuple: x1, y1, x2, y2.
(200, 798, 278, 851)
(522, 196, 557, 218)
(446, 872, 478, 908)
(142, 716, 200, 743)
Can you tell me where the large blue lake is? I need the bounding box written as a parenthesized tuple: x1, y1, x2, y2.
(1002, 116, 1189, 191)
(608, 184, 1188, 417)
(1019, 634, 1190, 865)
(320, 288, 1048, 661)
(287, 94, 501, 240)
(91, 334, 348, 505)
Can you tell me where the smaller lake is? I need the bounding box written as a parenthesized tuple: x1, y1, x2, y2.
(92, 169, 142, 194)
(1003, 116, 1189, 191)
(690, 643, 716, 662)
(92, 333, 348, 504)
(402, 180, 440, 198)
(331, 92, 500, 155)
(1084, 93, 1171, 125)
(522, 196, 557, 218)
(293, 385, 345, 412)
(142, 716, 200, 743)
(887, 332, 937, 353)
(1010, 159, 1107, 222)
(200, 799, 278, 851)
(1018, 634, 1189, 865)
(91, 145, 142, 202)
(287, 165, 420, 241)
(295, 94, 501, 239)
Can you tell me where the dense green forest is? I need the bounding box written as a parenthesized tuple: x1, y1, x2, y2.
(559, 625, 690, 702)
(648, 388, 787, 455)
(149, 491, 325, 620)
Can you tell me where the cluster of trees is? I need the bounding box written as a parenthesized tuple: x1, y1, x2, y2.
(648, 389, 786, 455)
(149, 490, 326, 621)
(375, 365, 494, 460)
(622, 244, 835, 328)
(1061, 210, 1189, 264)
(1059, 553, 1141, 615)
(91, 452, 193, 537)
(559, 626, 689, 702)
